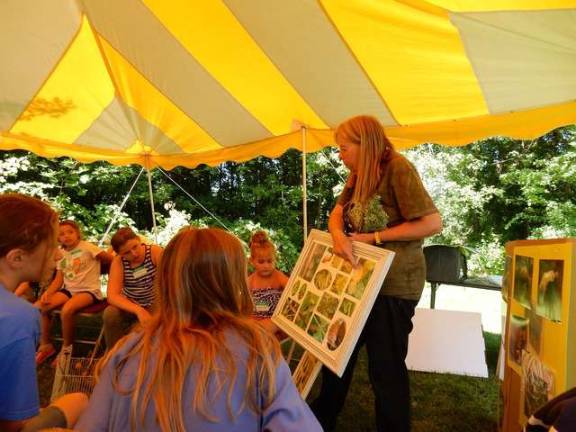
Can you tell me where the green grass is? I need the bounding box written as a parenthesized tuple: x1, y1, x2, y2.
(38, 332, 502, 432)
(310, 331, 502, 432)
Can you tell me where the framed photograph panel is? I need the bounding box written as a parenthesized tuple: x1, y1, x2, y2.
(272, 229, 395, 376)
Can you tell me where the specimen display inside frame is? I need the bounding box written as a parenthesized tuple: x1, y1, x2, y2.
(292, 350, 323, 399)
(272, 229, 395, 376)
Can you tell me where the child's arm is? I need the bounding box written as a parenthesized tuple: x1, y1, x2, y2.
(39, 270, 64, 304)
(14, 282, 31, 298)
(107, 256, 151, 324)
(96, 250, 114, 267)
(150, 244, 163, 266)
(277, 271, 290, 289)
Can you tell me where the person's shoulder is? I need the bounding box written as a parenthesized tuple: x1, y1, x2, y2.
(273, 270, 289, 287)
(387, 152, 413, 169)
(383, 153, 420, 179)
(79, 240, 100, 251)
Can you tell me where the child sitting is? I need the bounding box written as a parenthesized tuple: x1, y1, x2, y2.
(76, 227, 321, 431)
(248, 230, 289, 335)
(103, 227, 162, 350)
(35, 220, 112, 364)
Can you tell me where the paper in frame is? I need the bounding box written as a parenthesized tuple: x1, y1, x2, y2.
(272, 229, 395, 377)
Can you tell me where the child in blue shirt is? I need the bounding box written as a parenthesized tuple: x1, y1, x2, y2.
(0, 193, 87, 432)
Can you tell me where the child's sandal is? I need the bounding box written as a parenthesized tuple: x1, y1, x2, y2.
(35, 345, 57, 365)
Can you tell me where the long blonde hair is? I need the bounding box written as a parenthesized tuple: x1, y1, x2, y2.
(99, 228, 282, 431)
(335, 115, 394, 205)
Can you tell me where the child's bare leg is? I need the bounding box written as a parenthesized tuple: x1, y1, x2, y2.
(35, 292, 69, 348)
(60, 293, 94, 347)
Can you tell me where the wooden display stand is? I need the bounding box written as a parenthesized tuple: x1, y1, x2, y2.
(501, 239, 576, 432)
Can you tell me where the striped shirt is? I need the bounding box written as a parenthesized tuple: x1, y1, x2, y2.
(122, 244, 156, 308)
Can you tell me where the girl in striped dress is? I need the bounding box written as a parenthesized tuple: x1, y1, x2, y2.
(248, 231, 289, 336)
(103, 227, 162, 349)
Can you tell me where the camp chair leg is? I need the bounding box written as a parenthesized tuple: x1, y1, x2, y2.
(87, 327, 105, 365)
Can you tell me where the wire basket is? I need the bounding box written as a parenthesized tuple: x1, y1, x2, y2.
(50, 354, 99, 402)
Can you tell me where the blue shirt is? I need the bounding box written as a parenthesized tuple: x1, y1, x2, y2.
(77, 330, 322, 431)
(0, 284, 41, 421)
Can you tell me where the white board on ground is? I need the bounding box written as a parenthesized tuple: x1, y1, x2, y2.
(406, 308, 488, 378)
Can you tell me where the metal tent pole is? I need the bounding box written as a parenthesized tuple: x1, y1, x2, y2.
(98, 167, 145, 247)
(147, 168, 158, 243)
(301, 126, 308, 242)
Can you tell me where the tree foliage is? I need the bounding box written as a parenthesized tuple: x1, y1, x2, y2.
(1, 125, 575, 275)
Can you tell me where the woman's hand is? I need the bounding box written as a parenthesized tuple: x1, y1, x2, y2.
(332, 230, 356, 266)
(349, 232, 376, 245)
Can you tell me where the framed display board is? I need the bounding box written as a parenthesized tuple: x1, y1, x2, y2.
(501, 238, 576, 432)
(272, 229, 394, 377)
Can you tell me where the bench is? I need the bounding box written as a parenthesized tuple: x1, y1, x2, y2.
(423, 245, 501, 309)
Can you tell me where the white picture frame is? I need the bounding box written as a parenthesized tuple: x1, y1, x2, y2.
(272, 229, 395, 377)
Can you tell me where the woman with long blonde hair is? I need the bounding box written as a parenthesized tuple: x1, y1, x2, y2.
(310, 115, 442, 432)
(77, 227, 321, 432)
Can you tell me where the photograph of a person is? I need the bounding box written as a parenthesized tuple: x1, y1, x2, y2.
(513, 255, 534, 308)
(536, 259, 563, 322)
(509, 315, 528, 366)
(327, 318, 346, 351)
(521, 351, 555, 419)
(293, 351, 323, 399)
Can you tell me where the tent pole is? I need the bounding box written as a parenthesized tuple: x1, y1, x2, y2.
(147, 168, 158, 243)
(301, 126, 308, 242)
(98, 167, 145, 247)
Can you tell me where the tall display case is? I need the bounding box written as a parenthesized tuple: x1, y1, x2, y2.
(501, 239, 576, 432)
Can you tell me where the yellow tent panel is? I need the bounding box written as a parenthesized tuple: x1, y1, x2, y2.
(1, 0, 575, 168)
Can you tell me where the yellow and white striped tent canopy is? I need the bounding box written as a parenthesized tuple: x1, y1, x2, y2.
(1, 0, 575, 169)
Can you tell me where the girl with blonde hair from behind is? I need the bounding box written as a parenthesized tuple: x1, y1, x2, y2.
(76, 227, 321, 432)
